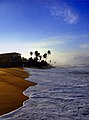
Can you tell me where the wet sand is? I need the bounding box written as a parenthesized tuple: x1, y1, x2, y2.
(0, 68, 37, 115)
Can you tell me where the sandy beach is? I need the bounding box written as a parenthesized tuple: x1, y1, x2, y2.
(0, 68, 37, 116)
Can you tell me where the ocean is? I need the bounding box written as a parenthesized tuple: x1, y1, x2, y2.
(0, 66, 89, 120)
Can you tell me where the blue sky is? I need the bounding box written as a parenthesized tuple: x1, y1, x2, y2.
(0, 0, 89, 65)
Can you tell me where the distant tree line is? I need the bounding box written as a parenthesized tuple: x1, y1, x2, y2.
(0, 50, 52, 68)
(22, 50, 52, 68)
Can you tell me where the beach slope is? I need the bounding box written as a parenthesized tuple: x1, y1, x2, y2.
(0, 68, 36, 115)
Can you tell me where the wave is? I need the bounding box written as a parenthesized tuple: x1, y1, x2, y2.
(1, 66, 89, 120)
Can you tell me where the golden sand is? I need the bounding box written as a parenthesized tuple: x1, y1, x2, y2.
(0, 68, 37, 115)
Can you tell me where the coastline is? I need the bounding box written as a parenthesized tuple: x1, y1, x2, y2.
(0, 68, 37, 116)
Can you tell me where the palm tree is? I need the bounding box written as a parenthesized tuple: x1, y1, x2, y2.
(34, 51, 38, 57)
(43, 53, 47, 61)
(39, 55, 42, 61)
(34, 51, 40, 62)
(47, 50, 51, 56)
(49, 60, 51, 63)
(34, 57, 38, 62)
(47, 50, 52, 65)
(30, 51, 33, 56)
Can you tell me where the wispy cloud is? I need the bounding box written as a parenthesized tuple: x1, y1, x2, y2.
(41, 0, 79, 24)
(80, 43, 89, 49)
(0, 39, 64, 53)
(69, 50, 89, 65)
(50, 5, 79, 24)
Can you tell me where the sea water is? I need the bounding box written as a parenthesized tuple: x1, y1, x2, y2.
(0, 66, 89, 120)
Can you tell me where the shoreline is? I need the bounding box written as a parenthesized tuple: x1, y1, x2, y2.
(0, 68, 37, 116)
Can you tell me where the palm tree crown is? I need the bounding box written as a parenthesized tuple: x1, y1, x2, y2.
(47, 50, 51, 55)
(30, 52, 33, 56)
(43, 53, 47, 60)
(34, 51, 40, 57)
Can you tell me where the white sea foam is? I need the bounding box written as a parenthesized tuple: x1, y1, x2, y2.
(0, 66, 89, 120)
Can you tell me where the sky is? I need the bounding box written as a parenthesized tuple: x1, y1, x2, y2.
(0, 0, 89, 66)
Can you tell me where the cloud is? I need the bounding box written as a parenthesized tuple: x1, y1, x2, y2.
(66, 50, 89, 65)
(72, 55, 89, 65)
(41, 0, 79, 24)
(80, 43, 89, 49)
(51, 48, 89, 66)
(63, 8, 79, 24)
(0, 39, 64, 54)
